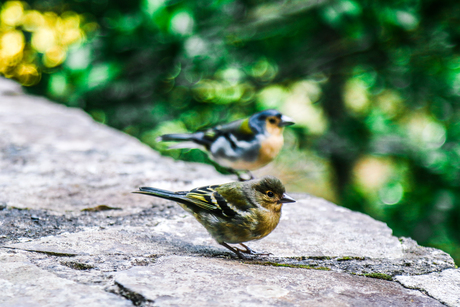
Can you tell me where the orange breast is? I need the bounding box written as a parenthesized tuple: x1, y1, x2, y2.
(257, 133, 284, 167)
(222, 133, 284, 171)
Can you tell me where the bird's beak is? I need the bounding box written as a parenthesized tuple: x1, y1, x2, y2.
(279, 193, 296, 203)
(279, 115, 295, 127)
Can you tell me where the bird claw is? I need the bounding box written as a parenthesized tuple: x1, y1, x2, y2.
(220, 242, 271, 259)
(239, 250, 272, 257)
(237, 243, 272, 257)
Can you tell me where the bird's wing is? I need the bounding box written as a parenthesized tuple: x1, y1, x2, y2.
(215, 118, 254, 136)
(185, 185, 237, 217)
(194, 118, 253, 148)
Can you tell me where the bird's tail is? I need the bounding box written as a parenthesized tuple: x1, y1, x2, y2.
(156, 133, 196, 142)
(133, 186, 186, 202)
(156, 132, 210, 149)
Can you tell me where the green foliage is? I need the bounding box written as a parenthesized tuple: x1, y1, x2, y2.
(4, 0, 460, 264)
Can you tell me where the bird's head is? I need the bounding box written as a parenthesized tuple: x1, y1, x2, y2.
(249, 175, 296, 212)
(248, 110, 295, 135)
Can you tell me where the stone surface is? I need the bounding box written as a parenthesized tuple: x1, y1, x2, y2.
(395, 269, 460, 306)
(0, 77, 21, 95)
(0, 88, 227, 214)
(0, 249, 131, 307)
(113, 255, 443, 307)
(13, 198, 399, 258)
(4, 212, 454, 277)
(0, 77, 457, 306)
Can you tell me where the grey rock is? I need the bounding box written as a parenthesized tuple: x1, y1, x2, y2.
(0, 249, 131, 307)
(256, 195, 404, 258)
(0, 89, 227, 214)
(6, 207, 454, 277)
(395, 269, 460, 307)
(0, 77, 456, 306)
(0, 77, 22, 95)
(113, 255, 444, 307)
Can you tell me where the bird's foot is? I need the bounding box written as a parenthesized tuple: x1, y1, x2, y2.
(237, 243, 272, 257)
(219, 242, 272, 259)
(220, 242, 246, 259)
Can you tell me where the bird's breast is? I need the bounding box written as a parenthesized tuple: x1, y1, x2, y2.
(252, 208, 281, 240)
(195, 208, 281, 244)
(257, 133, 284, 167)
(209, 133, 284, 171)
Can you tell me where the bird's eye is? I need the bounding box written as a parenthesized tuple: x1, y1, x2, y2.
(267, 191, 274, 197)
(268, 118, 276, 124)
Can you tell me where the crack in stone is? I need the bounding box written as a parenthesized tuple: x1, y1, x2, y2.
(60, 260, 95, 270)
(2, 247, 79, 257)
(109, 281, 156, 307)
(394, 280, 449, 306)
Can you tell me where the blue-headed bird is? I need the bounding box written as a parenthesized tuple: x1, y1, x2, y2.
(157, 110, 294, 180)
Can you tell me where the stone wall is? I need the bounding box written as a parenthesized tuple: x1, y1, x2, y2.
(1, 77, 459, 306)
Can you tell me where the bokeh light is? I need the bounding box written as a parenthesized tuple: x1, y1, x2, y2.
(0, 1, 96, 86)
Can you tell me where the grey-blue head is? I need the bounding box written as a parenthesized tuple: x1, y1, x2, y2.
(248, 110, 295, 134)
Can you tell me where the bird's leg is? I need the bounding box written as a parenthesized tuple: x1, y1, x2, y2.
(237, 243, 256, 254)
(237, 243, 272, 256)
(234, 170, 254, 182)
(219, 242, 246, 259)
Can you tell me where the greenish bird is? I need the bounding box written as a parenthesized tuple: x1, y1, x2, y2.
(133, 175, 296, 258)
